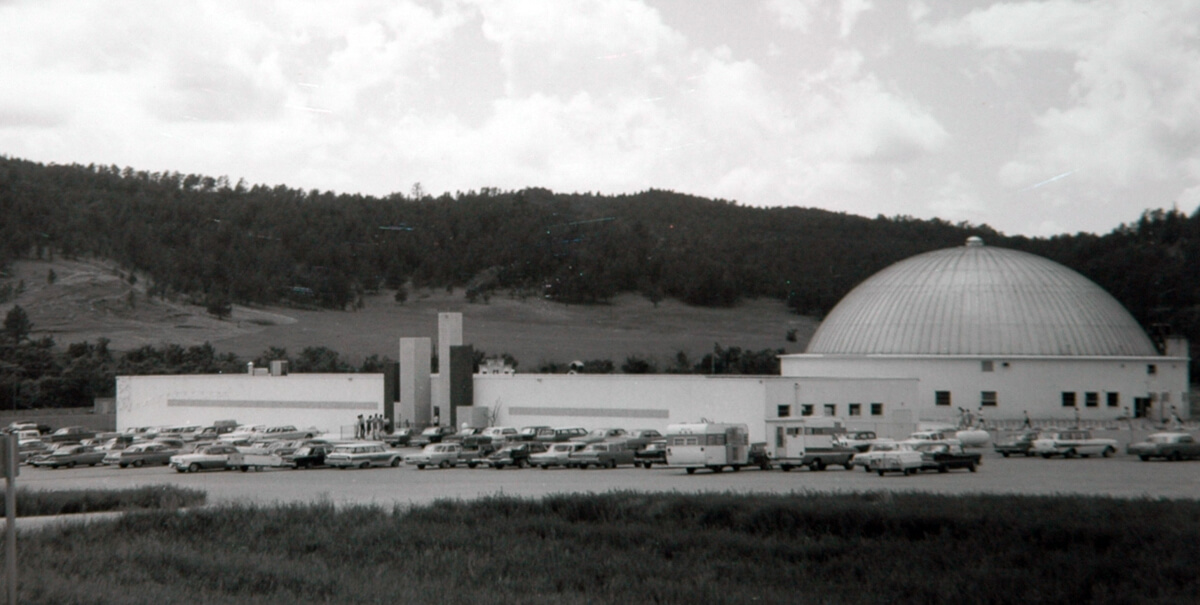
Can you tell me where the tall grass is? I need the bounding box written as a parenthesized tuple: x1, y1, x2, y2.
(5, 491, 1199, 604)
(0, 485, 205, 517)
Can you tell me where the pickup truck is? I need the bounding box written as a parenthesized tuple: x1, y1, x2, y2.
(1127, 432, 1200, 461)
(567, 442, 637, 469)
(993, 430, 1040, 457)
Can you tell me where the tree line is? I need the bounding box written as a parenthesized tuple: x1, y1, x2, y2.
(2, 154, 1199, 378)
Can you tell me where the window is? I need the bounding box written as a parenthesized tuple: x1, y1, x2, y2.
(981, 391, 997, 407)
(1147, 364, 1157, 375)
(824, 404, 837, 417)
(848, 403, 862, 416)
(1062, 392, 1076, 407)
(1107, 392, 1119, 408)
(1085, 392, 1098, 408)
(801, 404, 814, 417)
(981, 360, 994, 372)
(935, 391, 951, 406)
(777, 405, 791, 418)
(870, 403, 883, 417)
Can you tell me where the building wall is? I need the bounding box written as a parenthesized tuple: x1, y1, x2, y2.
(115, 373, 384, 434)
(781, 354, 1190, 422)
(475, 374, 769, 442)
(763, 377, 920, 440)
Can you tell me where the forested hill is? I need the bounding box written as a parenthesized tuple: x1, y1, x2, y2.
(2, 155, 1199, 354)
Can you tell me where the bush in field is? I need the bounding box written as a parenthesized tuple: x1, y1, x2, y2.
(1, 485, 205, 517)
(7, 492, 1200, 604)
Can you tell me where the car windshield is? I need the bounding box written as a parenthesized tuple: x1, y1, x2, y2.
(421, 428, 441, 436)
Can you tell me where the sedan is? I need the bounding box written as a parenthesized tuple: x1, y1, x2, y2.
(107, 442, 180, 468)
(30, 445, 106, 469)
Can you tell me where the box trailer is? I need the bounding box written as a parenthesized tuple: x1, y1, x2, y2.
(767, 417, 857, 471)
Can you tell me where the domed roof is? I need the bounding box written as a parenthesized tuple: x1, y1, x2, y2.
(805, 237, 1157, 356)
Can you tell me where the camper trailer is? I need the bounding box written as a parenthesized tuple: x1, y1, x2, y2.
(665, 422, 749, 474)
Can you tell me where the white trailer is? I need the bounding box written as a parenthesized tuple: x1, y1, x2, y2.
(665, 422, 749, 474)
(767, 417, 857, 471)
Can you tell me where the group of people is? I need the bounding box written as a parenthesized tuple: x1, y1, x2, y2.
(356, 414, 388, 440)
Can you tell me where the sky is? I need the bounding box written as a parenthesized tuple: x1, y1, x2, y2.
(1, 0, 1198, 237)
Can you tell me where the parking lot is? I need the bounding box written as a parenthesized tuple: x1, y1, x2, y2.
(15, 449, 1200, 511)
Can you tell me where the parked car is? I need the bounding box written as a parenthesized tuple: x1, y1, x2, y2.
(325, 442, 401, 469)
(405, 443, 466, 469)
(30, 444, 106, 469)
(994, 430, 1041, 457)
(152, 437, 188, 452)
(1127, 432, 1200, 461)
(17, 439, 52, 463)
(170, 444, 242, 472)
(383, 427, 416, 447)
(902, 430, 960, 447)
(251, 425, 319, 442)
(536, 427, 588, 443)
(219, 425, 266, 443)
(623, 429, 664, 451)
(572, 428, 629, 445)
(1032, 429, 1118, 458)
(48, 426, 96, 444)
(634, 440, 667, 468)
(158, 425, 203, 441)
(567, 442, 637, 469)
(443, 427, 483, 444)
(516, 426, 555, 442)
(530, 442, 585, 468)
(850, 439, 905, 471)
(912, 442, 981, 473)
(410, 426, 457, 447)
(834, 431, 878, 452)
(478, 442, 549, 469)
(106, 442, 180, 468)
(284, 444, 334, 469)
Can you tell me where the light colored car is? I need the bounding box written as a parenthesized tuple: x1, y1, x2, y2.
(158, 425, 203, 441)
(571, 428, 629, 445)
(480, 426, 519, 442)
(834, 431, 879, 452)
(106, 442, 180, 468)
(251, 425, 319, 442)
(902, 430, 961, 447)
(325, 442, 401, 469)
(170, 444, 242, 472)
(1127, 432, 1200, 461)
(530, 442, 585, 468)
(850, 439, 903, 471)
(17, 439, 52, 463)
(868, 447, 925, 476)
(405, 443, 465, 469)
(1032, 429, 1118, 458)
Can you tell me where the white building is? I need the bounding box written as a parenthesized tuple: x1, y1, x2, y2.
(115, 237, 1189, 438)
(781, 237, 1189, 424)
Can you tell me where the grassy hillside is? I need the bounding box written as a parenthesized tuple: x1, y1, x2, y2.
(5, 258, 814, 369)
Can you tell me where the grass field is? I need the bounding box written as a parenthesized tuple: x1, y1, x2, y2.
(2, 485, 204, 517)
(8, 491, 1199, 604)
(6, 258, 815, 368)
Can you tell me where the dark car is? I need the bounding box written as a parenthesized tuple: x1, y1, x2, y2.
(48, 426, 97, 444)
(993, 430, 1040, 457)
(916, 443, 981, 473)
(284, 444, 333, 469)
(410, 426, 458, 447)
(634, 440, 667, 468)
(481, 442, 549, 469)
(516, 426, 555, 442)
(30, 444, 106, 469)
(383, 427, 415, 447)
(106, 442, 180, 468)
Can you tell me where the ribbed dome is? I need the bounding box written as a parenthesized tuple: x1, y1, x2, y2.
(806, 237, 1157, 356)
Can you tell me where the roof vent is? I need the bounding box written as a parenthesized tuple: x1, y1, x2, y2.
(966, 236, 984, 247)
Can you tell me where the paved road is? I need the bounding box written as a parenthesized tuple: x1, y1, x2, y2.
(13, 450, 1200, 513)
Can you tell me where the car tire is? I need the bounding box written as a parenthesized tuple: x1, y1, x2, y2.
(119, 462, 128, 469)
(968, 463, 977, 472)
(643, 462, 653, 470)
(810, 460, 826, 471)
(686, 467, 695, 475)
(780, 464, 792, 472)
(1041, 453, 1053, 459)
(417, 464, 426, 470)
(843, 462, 855, 470)
(175, 468, 186, 473)
(438, 460, 450, 469)
(937, 465, 948, 473)
(732, 465, 741, 472)
(1065, 449, 1077, 459)
(877, 470, 885, 476)
(541, 464, 549, 470)
(390, 458, 400, 467)
(67, 461, 76, 469)
(132, 459, 144, 468)
(360, 462, 371, 469)
(1001, 452, 1010, 458)
(607, 459, 617, 469)
(188, 463, 200, 473)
